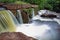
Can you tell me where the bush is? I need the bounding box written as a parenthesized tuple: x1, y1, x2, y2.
(21, 0, 60, 13)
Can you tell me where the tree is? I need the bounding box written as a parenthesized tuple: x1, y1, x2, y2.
(47, 0, 60, 12)
(0, 0, 60, 12)
(0, 0, 16, 3)
(21, 0, 60, 13)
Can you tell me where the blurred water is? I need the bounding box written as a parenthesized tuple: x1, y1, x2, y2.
(0, 9, 59, 40)
(16, 10, 60, 40)
(0, 7, 5, 10)
(16, 20, 60, 40)
(16, 10, 23, 24)
(32, 8, 35, 17)
(7, 10, 19, 25)
(0, 10, 16, 32)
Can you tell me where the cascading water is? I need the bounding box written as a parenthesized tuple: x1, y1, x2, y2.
(31, 8, 35, 18)
(16, 10, 60, 40)
(0, 10, 16, 33)
(16, 10, 23, 24)
(0, 9, 59, 40)
(7, 10, 19, 25)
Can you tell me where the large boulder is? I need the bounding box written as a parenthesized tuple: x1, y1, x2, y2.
(0, 32, 37, 40)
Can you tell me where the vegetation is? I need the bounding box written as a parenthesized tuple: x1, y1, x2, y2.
(21, 0, 60, 13)
(14, 1, 29, 4)
(0, 0, 16, 3)
(0, 0, 60, 13)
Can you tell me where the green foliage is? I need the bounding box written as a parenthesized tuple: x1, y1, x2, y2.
(47, 0, 60, 12)
(14, 1, 29, 4)
(0, 0, 60, 12)
(19, 0, 38, 4)
(21, 0, 60, 13)
(0, 0, 16, 3)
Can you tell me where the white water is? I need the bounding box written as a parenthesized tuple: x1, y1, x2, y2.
(32, 8, 35, 18)
(16, 23, 58, 40)
(7, 10, 19, 25)
(0, 10, 59, 40)
(16, 24, 50, 37)
(16, 10, 59, 40)
(17, 10, 23, 24)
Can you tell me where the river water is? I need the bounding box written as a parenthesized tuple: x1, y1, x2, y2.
(16, 10, 60, 40)
(0, 9, 60, 40)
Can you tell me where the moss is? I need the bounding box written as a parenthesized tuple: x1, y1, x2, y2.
(14, 1, 30, 4)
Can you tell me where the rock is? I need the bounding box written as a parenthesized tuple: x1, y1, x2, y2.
(0, 32, 37, 40)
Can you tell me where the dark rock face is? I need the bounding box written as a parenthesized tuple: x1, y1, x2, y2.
(0, 32, 37, 40)
(41, 14, 57, 18)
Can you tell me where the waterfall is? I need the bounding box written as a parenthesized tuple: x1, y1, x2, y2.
(17, 10, 23, 24)
(7, 10, 19, 25)
(32, 8, 35, 18)
(0, 10, 16, 33)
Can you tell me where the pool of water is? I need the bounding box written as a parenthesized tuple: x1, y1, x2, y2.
(16, 19, 60, 40)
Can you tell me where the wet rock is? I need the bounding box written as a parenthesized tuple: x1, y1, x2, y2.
(0, 32, 37, 40)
